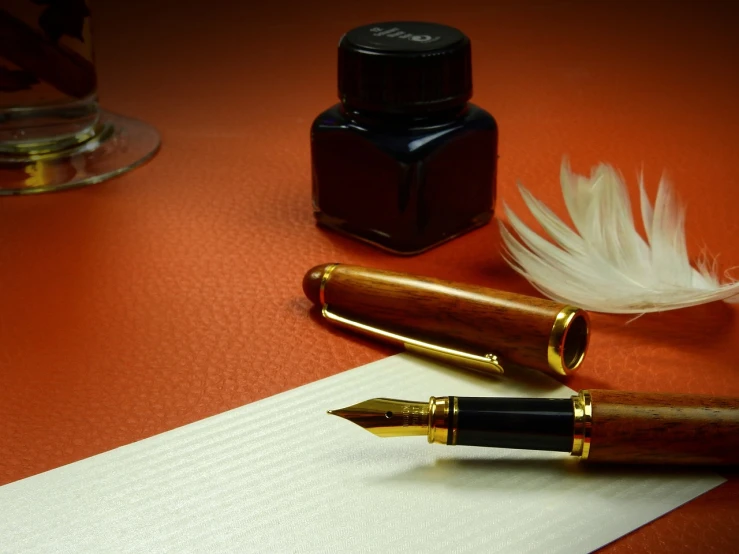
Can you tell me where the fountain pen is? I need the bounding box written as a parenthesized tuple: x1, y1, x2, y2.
(329, 389, 739, 465)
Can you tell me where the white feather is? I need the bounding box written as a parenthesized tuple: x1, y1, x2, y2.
(499, 160, 739, 313)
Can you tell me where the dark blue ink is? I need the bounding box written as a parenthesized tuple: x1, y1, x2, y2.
(311, 21, 498, 255)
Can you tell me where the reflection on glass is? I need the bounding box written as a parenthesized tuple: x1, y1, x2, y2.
(0, 0, 159, 195)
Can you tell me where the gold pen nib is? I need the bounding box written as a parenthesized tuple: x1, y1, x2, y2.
(327, 398, 429, 438)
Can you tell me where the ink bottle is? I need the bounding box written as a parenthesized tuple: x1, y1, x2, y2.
(311, 21, 498, 255)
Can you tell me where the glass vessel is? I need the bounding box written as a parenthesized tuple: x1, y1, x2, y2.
(0, 1, 159, 194)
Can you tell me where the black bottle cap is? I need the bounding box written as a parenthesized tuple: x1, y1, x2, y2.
(338, 22, 472, 114)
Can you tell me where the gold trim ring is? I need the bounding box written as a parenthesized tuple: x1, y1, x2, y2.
(318, 263, 339, 306)
(572, 390, 593, 459)
(450, 396, 459, 445)
(427, 397, 452, 445)
(547, 306, 590, 375)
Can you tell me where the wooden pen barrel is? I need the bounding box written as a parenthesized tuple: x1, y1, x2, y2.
(303, 263, 590, 377)
(586, 390, 739, 465)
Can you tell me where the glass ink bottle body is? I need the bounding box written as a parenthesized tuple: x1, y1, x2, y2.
(311, 22, 498, 255)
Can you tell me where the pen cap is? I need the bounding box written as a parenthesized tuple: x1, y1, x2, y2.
(303, 263, 590, 378)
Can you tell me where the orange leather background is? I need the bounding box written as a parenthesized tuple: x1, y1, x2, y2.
(1, 1, 738, 551)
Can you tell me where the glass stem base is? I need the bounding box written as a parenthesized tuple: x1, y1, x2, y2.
(0, 109, 160, 195)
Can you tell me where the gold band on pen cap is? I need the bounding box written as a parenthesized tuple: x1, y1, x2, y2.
(305, 262, 591, 378)
(548, 306, 590, 375)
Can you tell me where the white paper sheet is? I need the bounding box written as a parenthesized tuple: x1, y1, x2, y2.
(0, 354, 725, 553)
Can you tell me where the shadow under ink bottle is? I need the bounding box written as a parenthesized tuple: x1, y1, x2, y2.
(311, 22, 498, 255)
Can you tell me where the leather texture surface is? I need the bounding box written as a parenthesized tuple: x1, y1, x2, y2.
(1, 1, 738, 552)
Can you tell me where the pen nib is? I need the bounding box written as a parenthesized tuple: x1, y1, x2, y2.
(327, 398, 429, 438)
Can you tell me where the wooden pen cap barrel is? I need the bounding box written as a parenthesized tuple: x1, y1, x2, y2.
(303, 263, 590, 377)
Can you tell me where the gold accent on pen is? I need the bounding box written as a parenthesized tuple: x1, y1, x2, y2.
(571, 390, 593, 459)
(327, 398, 429, 438)
(428, 396, 452, 445)
(318, 263, 339, 306)
(451, 396, 459, 445)
(321, 306, 505, 376)
(328, 397, 454, 443)
(548, 307, 590, 376)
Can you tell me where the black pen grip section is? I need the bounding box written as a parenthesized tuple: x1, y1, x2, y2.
(456, 397, 573, 452)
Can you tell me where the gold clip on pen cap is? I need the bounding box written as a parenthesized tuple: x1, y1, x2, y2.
(303, 263, 590, 378)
